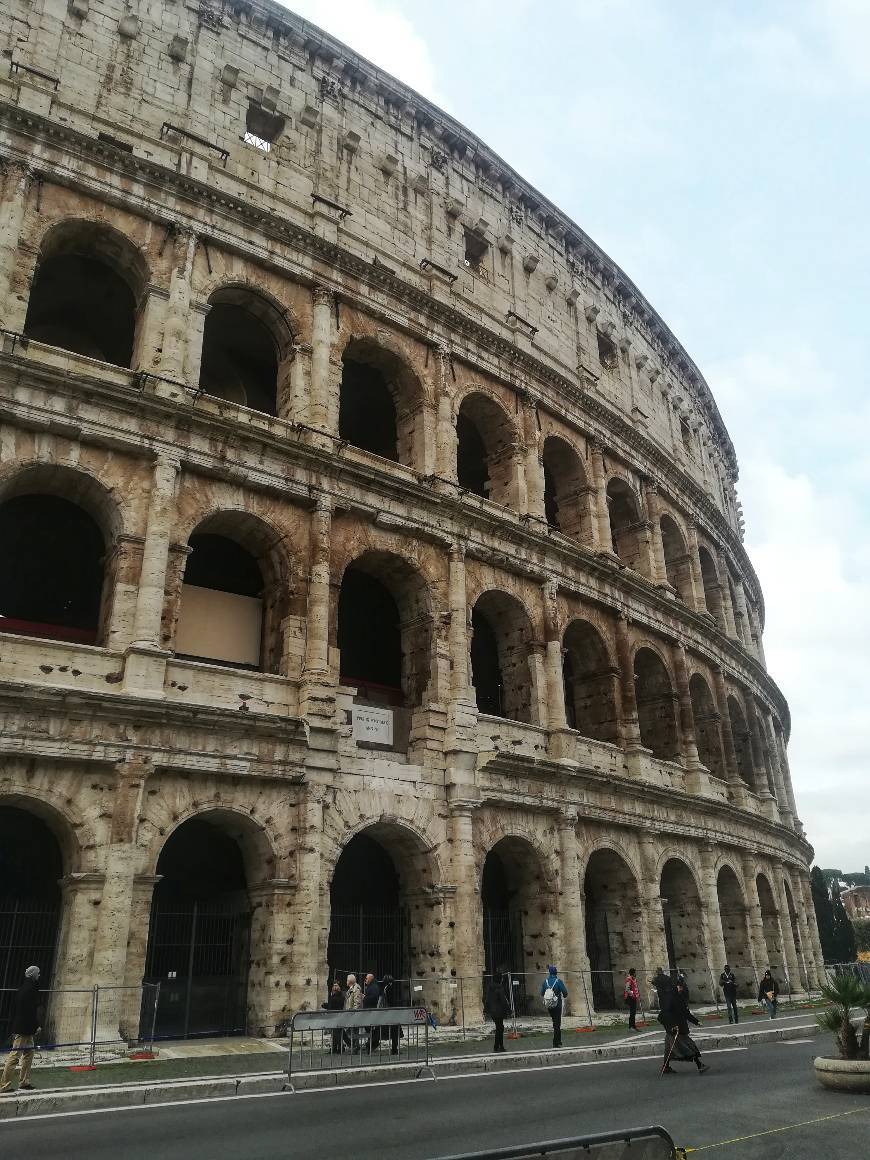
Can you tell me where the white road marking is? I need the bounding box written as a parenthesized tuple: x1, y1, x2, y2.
(0, 1045, 751, 1126)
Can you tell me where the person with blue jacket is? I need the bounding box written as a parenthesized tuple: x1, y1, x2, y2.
(540, 965, 568, 1047)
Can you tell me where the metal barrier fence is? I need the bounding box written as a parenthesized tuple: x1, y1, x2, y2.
(0, 983, 160, 1066)
(826, 961, 870, 986)
(431, 1124, 677, 1159)
(287, 1006, 432, 1088)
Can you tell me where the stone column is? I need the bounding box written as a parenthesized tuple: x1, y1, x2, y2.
(798, 870, 826, 987)
(287, 794, 324, 1013)
(711, 665, 744, 801)
(740, 856, 768, 984)
(761, 710, 793, 828)
(522, 396, 545, 521)
(303, 494, 333, 679)
(746, 700, 776, 812)
(684, 521, 708, 615)
(283, 341, 311, 424)
(157, 229, 197, 383)
(435, 346, 457, 485)
(614, 615, 642, 750)
(671, 641, 701, 771)
(557, 813, 590, 1016)
(542, 579, 566, 733)
(771, 870, 804, 993)
(699, 843, 728, 989)
(643, 481, 668, 587)
(730, 579, 750, 647)
(308, 285, 335, 434)
(638, 838, 670, 980)
(588, 438, 613, 553)
(447, 800, 483, 1022)
(0, 160, 31, 331)
(719, 571, 738, 639)
(448, 542, 470, 701)
(774, 728, 803, 835)
(123, 456, 180, 694)
(51, 873, 105, 1043)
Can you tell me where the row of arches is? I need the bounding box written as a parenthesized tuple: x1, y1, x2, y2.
(0, 802, 809, 1039)
(17, 219, 758, 652)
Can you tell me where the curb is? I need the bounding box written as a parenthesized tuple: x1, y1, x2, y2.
(0, 1020, 820, 1120)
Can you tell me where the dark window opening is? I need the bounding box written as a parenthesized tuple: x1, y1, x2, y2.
(543, 459, 559, 528)
(244, 102, 285, 152)
(24, 254, 136, 367)
(457, 411, 489, 497)
(542, 436, 587, 540)
(596, 330, 618, 370)
(337, 567, 403, 699)
(470, 606, 503, 717)
(145, 820, 250, 1039)
(0, 494, 105, 644)
(562, 621, 618, 744)
(199, 302, 278, 415)
(562, 651, 576, 730)
(184, 534, 263, 597)
(634, 647, 679, 760)
(339, 357, 398, 461)
(680, 419, 693, 455)
(464, 231, 488, 269)
(177, 534, 265, 669)
(328, 833, 407, 987)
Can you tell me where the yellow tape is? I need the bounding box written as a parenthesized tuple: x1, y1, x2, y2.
(678, 1104, 870, 1152)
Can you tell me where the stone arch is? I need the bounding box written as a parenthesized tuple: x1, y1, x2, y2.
(23, 217, 149, 368)
(335, 548, 433, 710)
(660, 856, 708, 995)
(456, 390, 519, 507)
(716, 864, 754, 995)
(173, 508, 295, 674)
(562, 619, 618, 743)
(338, 335, 426, 468)
(542, 435, 590, 541)
(605, 475, 645, 566)
(698, 546, 723, 622)
(727, 694, 755, 789)
(756, 873, 785, 979)
(0, 788, 85, 879)
(583, 846, 643, 1010)
(470, 589, 535, 723)
(634, 646, 679, 760)
(0, 462, 124, 647)
(660, 514, 692, 602)
(689, 673, 725, 779)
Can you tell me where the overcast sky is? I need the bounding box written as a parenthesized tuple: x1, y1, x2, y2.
(282, 0, 869, 870)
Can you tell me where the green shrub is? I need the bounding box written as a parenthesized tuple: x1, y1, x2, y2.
(817, 973, 870, 1060)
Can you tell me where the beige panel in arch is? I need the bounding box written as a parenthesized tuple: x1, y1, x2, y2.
(175, 584, 262, 666)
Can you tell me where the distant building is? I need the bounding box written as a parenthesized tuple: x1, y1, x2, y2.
(842, 886, 870, 920)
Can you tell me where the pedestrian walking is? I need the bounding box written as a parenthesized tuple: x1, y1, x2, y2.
(677, 971, 690, 1004)
(0, 966, 41, 1095)
(624, 967, 640, 1030)
(658, 973, 709, 1075)
(484, 971, 510, 1053)
(758, 969, 779, 1019)
(343, 972, 363, 1050)
(540, 965, 568, 1047)
(720, 965, 739, 1024)
(652, 965, 672, 1013)
(379, 973, 400, 1055)
(322, 981, 345, 1053)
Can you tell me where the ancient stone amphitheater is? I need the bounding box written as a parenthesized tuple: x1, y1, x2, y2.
(0, 0, 823, 1040)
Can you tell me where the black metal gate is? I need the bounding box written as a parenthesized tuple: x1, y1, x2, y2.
(586, 910, 616, 1009)
(483, 907, 530, 1015)
(0, 896, 60, 1044)
(143, 895, 250, 1039)
(327, 905, 409, 995)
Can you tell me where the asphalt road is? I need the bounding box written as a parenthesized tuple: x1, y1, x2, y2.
(1, 1029, 866, 1159)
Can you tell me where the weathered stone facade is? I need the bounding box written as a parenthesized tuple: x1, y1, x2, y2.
(0, 0, 823, 1037)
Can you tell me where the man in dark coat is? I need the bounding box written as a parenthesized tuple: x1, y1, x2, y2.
(484, 971, 510, 1053)
(362, 972, 381, 1052)
(720, 965, 739, 1024)
(321, 981, 345, 1053)
(0, 966, 41, 1094)
(659, 977, 708, 1075)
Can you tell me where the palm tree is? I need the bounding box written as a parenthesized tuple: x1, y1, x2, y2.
(817, 973, 870, 1060)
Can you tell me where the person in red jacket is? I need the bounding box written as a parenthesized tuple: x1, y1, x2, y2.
(624, 967, 640, 1031)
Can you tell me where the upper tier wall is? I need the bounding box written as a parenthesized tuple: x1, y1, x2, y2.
(1, 0, 741, 532)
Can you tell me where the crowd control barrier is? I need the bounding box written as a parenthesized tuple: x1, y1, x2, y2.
(287, 1006, 433, 1089)
(430, 1124, 678, 1160)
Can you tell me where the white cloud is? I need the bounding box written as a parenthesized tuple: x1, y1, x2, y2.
(276, 0, 445, 107)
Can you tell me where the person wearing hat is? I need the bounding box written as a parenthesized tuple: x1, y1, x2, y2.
(0, 966, 42, 1094)
(539, 965, 568, 1048)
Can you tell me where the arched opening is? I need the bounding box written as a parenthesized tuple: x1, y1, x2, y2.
(456, 393, 517, 507)
(199, 287, 289, 416)
(562, 621, 618, 743)
(177, 535, 264, 670)
(634, 648, 679, 760)
(727, 696, 755, 789)
(23, 222, 147, 368)
(0, 807, 63, 1042)
(338, 340, 423, 466)
(698, 547, 723, 623)
(728, 573, 749, 645)
(606, 478, 646, 572)
(584, 849, 642, 1010)
(144, 818, 251, 1039)
(482, 837, 551, 1014)
(716, 866, 754, 996)
(756, 874, 785, 981)
(470, 591, 533, 724)
(660, 515, 692, 601)
(0, 494, 107, 645)
(660, 858, 707, 996)
(336, 552, 432, 713)
(689, 674, 725, 779)
(542, 436, 588, 540)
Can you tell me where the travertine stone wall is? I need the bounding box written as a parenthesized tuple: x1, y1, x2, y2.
(0, 0, 823, 1037)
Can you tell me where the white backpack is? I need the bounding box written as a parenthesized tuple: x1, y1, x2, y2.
(542, 977, 560, 1010)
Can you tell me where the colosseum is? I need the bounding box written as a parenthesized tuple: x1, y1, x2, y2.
(0, 0, 824, 1041)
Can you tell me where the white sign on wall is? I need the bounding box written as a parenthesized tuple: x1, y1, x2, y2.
(352, 705, 394, 745)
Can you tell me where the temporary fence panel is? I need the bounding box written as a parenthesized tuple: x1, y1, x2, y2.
(430, 1124, 677, 1160)
(287, 1006, 431, 1086)
(0, 896, 60, 1042)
